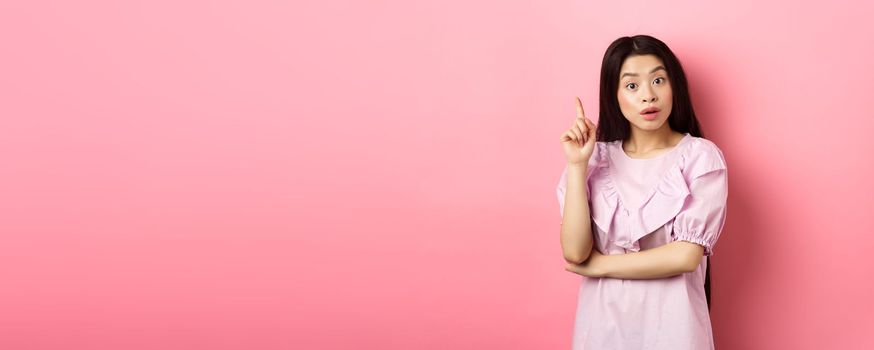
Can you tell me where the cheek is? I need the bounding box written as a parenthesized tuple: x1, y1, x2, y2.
(617, 90, 635, 110)
(661, 85, 673, 101)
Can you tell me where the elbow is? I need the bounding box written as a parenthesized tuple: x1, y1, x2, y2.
(564, 254, 586, 265)
(680, 262, 698, 274)
(560, 226, 594, 264)
(563, 249, 591, 265)
(672, 242, 706, 273)
(678, 255, 702, 273)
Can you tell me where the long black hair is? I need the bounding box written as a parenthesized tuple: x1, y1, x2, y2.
(596, 34, 712, 310)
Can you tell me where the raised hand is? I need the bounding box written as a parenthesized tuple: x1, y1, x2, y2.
(560, 96, 597, 166)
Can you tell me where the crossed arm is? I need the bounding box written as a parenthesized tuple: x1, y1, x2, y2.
(564, 241, 705, 279)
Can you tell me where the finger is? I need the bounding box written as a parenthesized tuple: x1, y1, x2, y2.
(571, 125, 583, 147)
(563, 130, 579, 145)
(561, 130, 576, 143)
(575, 122, 587, 146)
(575, 97, 586, 119)
(575, 118, 588, 143)
(584, 118, 596, 139)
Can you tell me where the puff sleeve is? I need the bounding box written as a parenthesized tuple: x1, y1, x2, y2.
(671, 142, 728, 256)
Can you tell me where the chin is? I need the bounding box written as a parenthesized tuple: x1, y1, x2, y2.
(633, 119, 667, 130)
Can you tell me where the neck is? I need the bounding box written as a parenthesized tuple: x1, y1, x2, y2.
(624, 125, 683, 153)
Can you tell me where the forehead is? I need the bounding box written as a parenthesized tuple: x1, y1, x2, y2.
(619, 54, 665, 75)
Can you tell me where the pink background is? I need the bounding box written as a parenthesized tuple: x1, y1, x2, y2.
(2, 1, 872, 349)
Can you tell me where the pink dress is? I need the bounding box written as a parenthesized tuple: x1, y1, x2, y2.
(556, 133, 728, 349)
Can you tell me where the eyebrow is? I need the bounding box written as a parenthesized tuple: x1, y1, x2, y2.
(620, 65, 667, 79)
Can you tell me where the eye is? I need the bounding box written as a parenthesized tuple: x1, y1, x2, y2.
(626, 82, 637, 90)
(653, 77, 665, 85)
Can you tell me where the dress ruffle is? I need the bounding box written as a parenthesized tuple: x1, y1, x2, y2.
(587, 137, 724, 252)
(585, 142, 618, 235)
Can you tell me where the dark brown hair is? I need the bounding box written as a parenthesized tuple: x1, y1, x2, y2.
(597, 34, 712, 309)
(596, 34, 704, 142)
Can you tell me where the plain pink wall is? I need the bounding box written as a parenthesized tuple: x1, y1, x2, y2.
(1, 1, 872, 349)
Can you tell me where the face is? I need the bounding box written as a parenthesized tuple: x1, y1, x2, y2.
(616, 54, 673, 131)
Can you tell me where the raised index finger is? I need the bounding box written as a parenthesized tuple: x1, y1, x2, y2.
(575, 96, 586, 120)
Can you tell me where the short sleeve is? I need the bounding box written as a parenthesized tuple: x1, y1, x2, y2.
(671, 156, 728, 256)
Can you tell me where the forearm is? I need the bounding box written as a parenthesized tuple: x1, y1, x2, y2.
(560, 164, 593, 263)
(598, 242, 697, 279)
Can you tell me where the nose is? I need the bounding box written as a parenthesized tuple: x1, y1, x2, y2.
(642, 85, 657, 103)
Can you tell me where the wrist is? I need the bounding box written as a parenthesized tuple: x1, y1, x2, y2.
(566, 162, 589, 171)
(592, 253, 612, 278)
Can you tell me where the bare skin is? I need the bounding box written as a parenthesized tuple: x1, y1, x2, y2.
(558, 97, 597, 264)
(561, 54, 705, 279)
(616, 54, 685, 158)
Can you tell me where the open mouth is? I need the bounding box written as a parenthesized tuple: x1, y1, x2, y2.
(640, 108, 660, 120)
(640, 107, 660, 115)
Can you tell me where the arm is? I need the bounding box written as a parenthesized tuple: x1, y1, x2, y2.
(565, 241, 704, 279)
(559, 165, 594, 264)
(565, 141, 728, 279)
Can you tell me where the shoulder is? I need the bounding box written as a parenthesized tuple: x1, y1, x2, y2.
(682, 136, 727, 180)
(588, 140, 617, 169)
(688, 136, 725, 159)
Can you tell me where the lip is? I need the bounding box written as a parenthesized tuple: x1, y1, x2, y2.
(640, 107, 661, 115)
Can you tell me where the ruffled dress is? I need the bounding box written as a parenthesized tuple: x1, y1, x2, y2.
(556, 133, 728, 350)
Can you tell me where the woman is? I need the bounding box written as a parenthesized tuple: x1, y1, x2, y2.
(556, 35, 728, 349)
